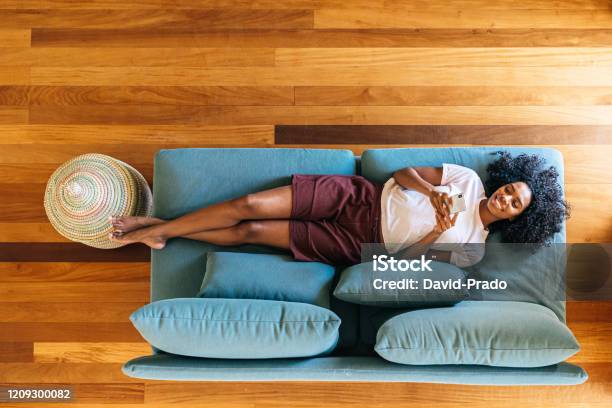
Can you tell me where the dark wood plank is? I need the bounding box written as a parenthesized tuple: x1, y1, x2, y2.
(275, 125, 612, 145)
(0, 243, 149, 262)
(31, 28, 612, 48)
(0, 342, 33, 362)
(0, 323, 143, 342)
(0, 9, 313, 29)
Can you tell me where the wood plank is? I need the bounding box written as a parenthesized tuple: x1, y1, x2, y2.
(315, 9, 612, 29)
(0, 262, 149, 282)
(0, 86, 293, 106)
(29, 66, 612, 86)
(294, 86, 612, 106)
(0, 9, 313, 29)
(0, 124, 274, 144)
(566, 183, 612, 243)
(34, 342, 150, 363)
(0, 30, 30, 47)
(27, 105, 612, 125)
(4, 0, 611, 9)
(0, 323, 143, 342)
(277, 48, 612, 67)
(0, 342, 33, 362)
(0, 163, 131, 184)
(275, 125, 612, 144)
(567, 301, 612, 323)
(0, 243, 149, 261)
(143, 378, 607, 406)
(0, 48, 275, 67)
(31, 28, 612, 48)
(0, 282, 149, 302)
(568, 322, 612, 363)
(0, 183, 52, 222)
(0, 67, 29, 85)
(0, 363, 143, 383)
(383, 0, 612, 9)
(0, 302, 143, 322)
(0, 107, 28, 124)
(0, 383, 144, 404)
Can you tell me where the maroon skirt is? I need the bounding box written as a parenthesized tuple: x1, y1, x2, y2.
(289, 174, 383, 265)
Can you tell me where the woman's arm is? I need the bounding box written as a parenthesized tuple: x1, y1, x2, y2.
(395, 212, 458, 263)
(392, 166, 442, 196)
(393, 166, 450, 217)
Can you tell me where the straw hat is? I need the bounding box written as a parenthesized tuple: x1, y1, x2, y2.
(44, 153, 153, 249)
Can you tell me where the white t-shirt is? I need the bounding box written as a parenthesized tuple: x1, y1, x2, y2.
(380, 163, 489, 267)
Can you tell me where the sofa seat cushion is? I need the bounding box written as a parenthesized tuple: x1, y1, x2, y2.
(198, 252, 335, 308)
(151, 148, 355, 302)
(131, 298, 341, 359)
(375, 301, 579, 367)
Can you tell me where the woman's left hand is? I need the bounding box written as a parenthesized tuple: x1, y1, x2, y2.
(434, 211, 458, 234)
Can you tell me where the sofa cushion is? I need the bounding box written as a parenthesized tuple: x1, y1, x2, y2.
(334, 260, 469, 308)
(131, 298, 341, 359)
(198, 252, 335, 308)
(151, 148, 355, 302)
(360, 147, 567, 322)
(375, 301, 579, 367)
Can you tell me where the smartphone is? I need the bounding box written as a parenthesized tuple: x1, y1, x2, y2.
(449, 193, 466, 214)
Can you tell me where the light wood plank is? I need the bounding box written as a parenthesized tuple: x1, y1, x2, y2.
(27, 105, 612, 125)
(565, 183, 612, 242)
(0, 86, 293, 106)
(0, 48, 275, 67)
(0, 9, 313, 29)
(0, 30, 30, 47)
(30, 66, 612, 86)
(315, 9, 612, 29)
(0, 162, 152, 184)
(0, 262, 149, 282)
(0, 282, 149, 302)
(0, 223, 70, 242)
(276, 48, 612, 67)
(34, 342, 151, 363)
(567, 323, 612, 363)
(0, 302, 144, 322)
(0, 67, 29, 85)
(0, 323, 143, 342)
(0, 363, 143, 383)
(294, 86, 612, 106)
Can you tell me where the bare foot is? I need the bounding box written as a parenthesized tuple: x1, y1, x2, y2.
(108, 225, 167, 250)
(109, 215, 164, 235)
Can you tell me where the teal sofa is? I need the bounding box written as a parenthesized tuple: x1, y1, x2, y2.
(122, 147, 587, 385)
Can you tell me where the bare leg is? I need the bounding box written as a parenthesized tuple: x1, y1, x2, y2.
(179, 220, 290, 250)
(108, 185, 292, 249)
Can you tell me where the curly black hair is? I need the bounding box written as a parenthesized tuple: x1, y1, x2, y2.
(484, 151, 570, 246)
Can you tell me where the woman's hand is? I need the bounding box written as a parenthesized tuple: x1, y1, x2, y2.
(433, 211, 458, 234)
(430, 190, 451, 218)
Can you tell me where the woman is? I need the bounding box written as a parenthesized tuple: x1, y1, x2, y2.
(108, 151, 569, 267)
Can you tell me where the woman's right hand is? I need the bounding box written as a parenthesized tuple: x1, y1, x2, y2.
(430, 190, 451, 218)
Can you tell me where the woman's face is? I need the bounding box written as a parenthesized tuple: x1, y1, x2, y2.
(487, 182, 532, 220)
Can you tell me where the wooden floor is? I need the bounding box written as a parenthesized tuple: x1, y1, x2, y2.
(1, 0, 612, 406)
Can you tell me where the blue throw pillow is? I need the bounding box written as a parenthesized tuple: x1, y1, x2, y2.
(333, 260, 469, 308)
(375, 301, 580, 367)
(198, 252, 335, 308)
(131, 298, 341, 359)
